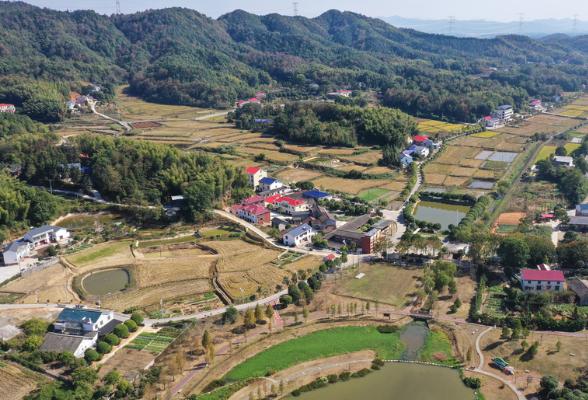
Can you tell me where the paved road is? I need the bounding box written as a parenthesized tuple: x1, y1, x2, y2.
(91, 103, 132, 131)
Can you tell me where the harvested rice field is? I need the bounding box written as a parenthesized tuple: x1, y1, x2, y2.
(217, 249, 281, 272)
(424, 174, 447, 184)
(471, 131, 502, 138)
(377, 181, 409, 191)
(459, 158, 485, 168)
(318, 148, 356, 155)
(199, 240, 264, 255)
(474, 169, 498, 179)
(334, 165, 368, 172)
(276, 169, 323, 182)
(450, 167, 477, 177)
(339, 151, 382, 165)
(424, 163, 454, 175)
(238, 148, 299, 163)
(280, 255, 324, 272)
(444, 176, 470, 186)
(364, 166, 397, 175)
(136, 261, 212, 286)
(312, 177, 388, 194)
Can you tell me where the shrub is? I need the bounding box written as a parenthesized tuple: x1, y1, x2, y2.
(292, 389, 301, 396)
(222, 306, 238, 325)
(463, 377, 481, 389)
(327, 374, 338, 383)
(84, 349, 101, 363)
(102, 333, 121, 346)
(124, 319, 138, 332)
(131, 313, 144, 325)
(97, 341, 112, 354)
(114, 324, 129, 338)
(279, 295, 292, 307)
(339, 372, 351, 381)
(351, 368, 371, 378)
(202, 378, 227, 392)
(377, 325, 398, 333)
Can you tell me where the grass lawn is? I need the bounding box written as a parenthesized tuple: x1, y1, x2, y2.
(336, 263, 421, 308)
(571, 133, 586, 138)
(418, 329, 460, 366)
(359, 188, 390, 201)
(67, 241, 132, 266)
(226, 325, 406, 380)
(137, 235, 196, 248)
(202, 229, 234, 237)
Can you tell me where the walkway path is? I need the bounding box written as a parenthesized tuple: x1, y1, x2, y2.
(91, 103, 132, 131)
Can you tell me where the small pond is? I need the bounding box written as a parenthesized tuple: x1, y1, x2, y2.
(413, 201, 471, 230)
(83, 269, 129, 296)
(294, 362, 476, 400)
(399, 322, 428, 360)
(57, 214, 122, 229)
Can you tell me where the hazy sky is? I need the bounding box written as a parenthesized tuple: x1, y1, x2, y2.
(21, 0, 585, 22)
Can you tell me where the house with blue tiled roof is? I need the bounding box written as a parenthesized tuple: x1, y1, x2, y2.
(258, 177, 283, 192)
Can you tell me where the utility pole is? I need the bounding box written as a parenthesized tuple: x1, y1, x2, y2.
(293, 2, 298, 17)
(448, 16, 455, 36)
(573, 14, 579, 36)
(518, 13, 524, 35)
(116, 0, 121, 15)
(48, 179, 53, 195)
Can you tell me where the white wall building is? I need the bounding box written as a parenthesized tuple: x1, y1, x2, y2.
(245, 167, 267, 189)
(258, 177, 283, 192)
(520, 270, 565, 293)
(1, 240, 30, 266)
(283, 224, 316, 247)
(24, 226, 70, 247)
(492, 105, 513, 122)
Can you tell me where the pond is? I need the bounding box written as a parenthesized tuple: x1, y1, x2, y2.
(399, 322, 428, 360)
(57, 214, 122, 229)
(413, 201, 471, 230)
(83, 269, 129, 296)
(294, 362, 476, 400)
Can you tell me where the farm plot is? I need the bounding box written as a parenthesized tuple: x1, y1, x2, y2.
(67, 241, 133, 268)
(444, 176, 469, 186)
(436, 146, 479, 164)
(450, 167, 476, 177)
(475, 150, 494, 160)
(311, 177, 388, 194)
(136, 260, 212, 286)
(359, 188, 390, 201)
(424, 174, 447, 185)
(565, 143, 581, 154)
(423, 163, 454, 175)
(280, 255, 324, 272)
(459, 158, 485, 168)
(217, 249, 281, 272)
(363, 166, 397, 175)
(199, 240, 265, 255)
(0, 363, 37, 400)
(490, 212, 526, 235)
(247, 264, 290, 285)
(284, 144, 320, 153)
(238, 148, 299, 163)
(377, 181, 409, 192)
(318, 148, 356, 155)
(276, 168, 323, 182)
(575, 126, 588, 134)
(474, 169, 498, 179)
(334, 164, 368, 172)
(217, 272, 259, 298)
(535, 145, 557, 162)
(496, 142, 525, 152)
(102, 279, 212, 311)
(468, 181, 494, 189)
(339, 151, 382, 165)
(488, 152, 518, 163)
(471, 131, 502, 138)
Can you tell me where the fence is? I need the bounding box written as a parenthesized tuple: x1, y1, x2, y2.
(22, 258, 59, 277)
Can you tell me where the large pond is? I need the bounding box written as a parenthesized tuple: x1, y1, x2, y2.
(295, 363, 476, 400)
(413, 201, 471, 230)
(56, 214, 122, 229)
(83, 269, 129, 296)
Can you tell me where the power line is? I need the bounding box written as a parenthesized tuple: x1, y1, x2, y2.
(448, 16, 455, 36)
(573, 14, 579, 36)
(116, 0, 121, 15)
(518, 13, 524, 35)
(293, 2, 298, 16)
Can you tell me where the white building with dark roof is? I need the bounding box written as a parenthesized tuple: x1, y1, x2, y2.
(1, 240, 30, 266)
(40, 332, 98, 358)
(24, 226, 70, 247)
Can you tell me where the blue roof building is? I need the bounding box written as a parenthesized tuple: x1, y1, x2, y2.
(303, 190, 333, 200)
(260, 177, 278, 185)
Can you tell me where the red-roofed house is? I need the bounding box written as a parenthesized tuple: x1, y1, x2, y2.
(265, 196, 309, 215)
(237, 100, 246, 107)
(0, 104, 16, 113)
(237, 204, 270, 225)
(250, 98, 261, 103)
(264, 194, 282, 206)
(241, 196, 264, 206)
(520, 269, 565, 293)
(412, 135, 428, 144)
(323, 254, 336, 261)
(245, 167, 267, 189)
(256, 92, 266, 98)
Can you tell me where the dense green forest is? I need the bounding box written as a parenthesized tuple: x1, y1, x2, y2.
(0, 3, 587, 121)
(0, 113, 250, 216)
(231, 102, 416, 163)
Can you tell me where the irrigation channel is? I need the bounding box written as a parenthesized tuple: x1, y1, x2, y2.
(413, 201, 471, 230)
(295, 322, 477, 400)
(82, 269, 129, 295)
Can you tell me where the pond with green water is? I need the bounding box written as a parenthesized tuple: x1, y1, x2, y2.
(413, 201, 471, 230)
(83, 269, 129, 296)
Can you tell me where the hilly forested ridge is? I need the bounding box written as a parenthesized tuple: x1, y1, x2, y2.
(0, 1, 587, 122)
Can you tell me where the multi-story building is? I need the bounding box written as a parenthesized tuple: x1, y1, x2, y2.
(237, 204, 270, 225)
(24, 226, 70, 247)
(245, 167, 267, 189)
(1, 240, 30, 266)
(492, 105, 513, 122)
(0, 104, 16, 113)
(258, 177, 283, 192)
(282, 224, 316, 246)
(520, 270, 565, 293)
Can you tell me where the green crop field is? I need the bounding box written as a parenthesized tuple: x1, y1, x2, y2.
(226, 325, 406, 380)
(359, 188, 390, 201)
(565, 143, 581, 154)
(495, 224, 518, 234)
(534, 145, 557, 163)
(67, 241, 132, 266)
(202, 229, 234, 237)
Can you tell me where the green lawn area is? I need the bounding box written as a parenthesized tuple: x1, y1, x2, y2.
(67, 241, 132, 266)
(137, 235, 196, 248)
(359, 188, 390, 201)
(571, 133, 586, 138)
(336, 263, 421, 308)
(534, 145, 557, 163)
(483, 161, 508, 169)
(494, 224, 518, 234)
(226, 325, 406, 380)
(202, 229, 234, 237)
(418, 329, 459, 366)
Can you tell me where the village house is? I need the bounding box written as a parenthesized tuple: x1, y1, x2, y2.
(412, 135, 429, 145)
(245, 167, 267, 190)
(576, 204, 588, 216)
(327, 90, 352, 98)
(24, 226, 70, 247)
(566, 279, 588, 306)
(258, 186, 289, 198)
(324, 215, 394, 254)
(412, 145, 429, 158)
(553, 156, 574, 168)
(54, 308, 116, 335)
(249, 98, 261, 104)
(271, 217, 289, 231)
(492, 105, 513, 122)
(237, 204, 270, 225)
(265, 195, 309, 215)
(302, 190, 333, 201)
(258, 177, 283, 192)
(282, 223, 316, 247)
(1, 240, 30, 266)
(241, 196, 264, 206)
(398, 151, 413, 165)
(255, 92, 266, 98)
(0, 103, 16, 113)
(520, 270, 565, 293)
(40, 332, 99, 358)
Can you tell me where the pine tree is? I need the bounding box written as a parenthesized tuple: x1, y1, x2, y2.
(209, 345, 216, 363)
(244, 309, 256, 328)
(202, 330, 212, 349)
(265, 304, 274, 331)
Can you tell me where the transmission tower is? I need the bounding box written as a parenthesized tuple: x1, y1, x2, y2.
(448, 16, 455, 35)
(116, 0, 121, 15)
(573, 14, 579, 36)
(518, 13, 524, 35)
(293, 2, 298, 17)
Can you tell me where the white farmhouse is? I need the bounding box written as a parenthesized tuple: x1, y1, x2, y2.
(282, 224, 316, 247)
(24, 226, 70, 247)
(520, 270, 565, 293)
(258, 177, 283, 192)
(1, 240, 30, 266)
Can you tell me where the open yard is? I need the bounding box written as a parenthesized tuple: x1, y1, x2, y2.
(3, 263, 72, 304)
(225, 325, 406, 380)
(334, 263, 421, 308)
(275, 168, 323, 182)
(136, 260, 212, 286)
